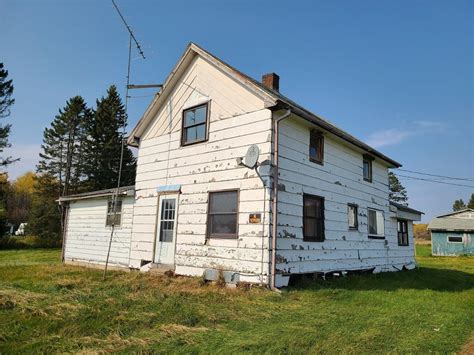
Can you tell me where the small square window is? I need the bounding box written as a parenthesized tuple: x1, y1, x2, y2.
(309, 130, 324, 164)
(348, 204, 358, 230)
(181, 103, 208, 145)
(363, 155, 373, 182)
(106, 198, 122, 227)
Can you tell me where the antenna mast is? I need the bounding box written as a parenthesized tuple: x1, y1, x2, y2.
(103, 0, 146, 280)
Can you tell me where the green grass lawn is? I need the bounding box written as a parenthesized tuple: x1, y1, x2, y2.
(0, 246, 472, 353)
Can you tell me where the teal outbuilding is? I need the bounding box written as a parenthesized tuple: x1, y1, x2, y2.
(428, 209, 473, 256)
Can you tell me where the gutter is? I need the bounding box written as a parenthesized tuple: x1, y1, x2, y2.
(270, 109, 292, 290)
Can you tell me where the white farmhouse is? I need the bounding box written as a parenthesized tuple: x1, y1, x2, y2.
(60, 43, 422, 288)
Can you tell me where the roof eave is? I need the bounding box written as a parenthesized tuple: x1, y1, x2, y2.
(270, 99, 402, 168)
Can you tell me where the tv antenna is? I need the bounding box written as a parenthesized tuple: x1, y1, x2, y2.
(103, 0, 161, 280)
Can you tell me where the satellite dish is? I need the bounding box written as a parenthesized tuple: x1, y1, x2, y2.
(244, 144, 260, 169)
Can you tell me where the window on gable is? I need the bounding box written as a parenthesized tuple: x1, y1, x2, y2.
(207, 190, 239, 239)
(303, 194, 325, 242)
(309, 130, 324, 164)
(106, 198, 122, 227)
(348, 204, 358, 230)
(368, 208, 384, 238)
(397, 219, 409, 246)
(181, 103, 208, 146)
(363, 154, 373, 182)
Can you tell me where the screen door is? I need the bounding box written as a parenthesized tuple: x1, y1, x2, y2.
(154, 194, 178, 265)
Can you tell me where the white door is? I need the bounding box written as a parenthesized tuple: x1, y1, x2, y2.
(154, 194, 178, 265)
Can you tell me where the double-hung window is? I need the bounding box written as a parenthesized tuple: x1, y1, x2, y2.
(367, 208, 384, 238)
(106, 198, 122, 227)
(397, 219, 409, 246)
(181, 103, 208, 145)
(303, 194, 325, 242)
(207, 190, 239, 238)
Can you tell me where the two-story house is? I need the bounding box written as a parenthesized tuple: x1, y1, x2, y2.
(59, 43, 422, 288)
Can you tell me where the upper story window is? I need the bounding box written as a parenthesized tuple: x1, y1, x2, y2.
(368, 208, 384, 239)
(363, 154, 373, 182)
(348, 204, 358, 230)
(207, 190, 239, 239)
(181, 103, 208, 146)
(303, 194, 325, 242)
(397, 219, 409, 246)
(309, 130, 324, 164)
(106, 198, 122, 227)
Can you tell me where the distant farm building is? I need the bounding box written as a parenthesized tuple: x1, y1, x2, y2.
(428, 209, 474, 256)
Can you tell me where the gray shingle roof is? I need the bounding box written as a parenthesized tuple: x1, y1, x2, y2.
(428, 217, 474, 232)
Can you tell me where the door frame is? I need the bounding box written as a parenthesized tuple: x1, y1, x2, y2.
(153, 192, 179, 266)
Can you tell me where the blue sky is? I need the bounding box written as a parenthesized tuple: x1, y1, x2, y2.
(2, 0, 473, 221)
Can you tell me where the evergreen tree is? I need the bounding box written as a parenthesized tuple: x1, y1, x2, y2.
(0, 63, 15, 167)
(389, 172, 408, 205)
(453, 199, 466, 211)
(27, 174, 61, 241)
(468, 194, 474, 209)
(83, 85, 136, 190)
(37, 96, 91, 196)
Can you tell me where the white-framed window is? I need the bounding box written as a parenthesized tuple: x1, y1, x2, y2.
(106, 198, 122, 227)
(447, 235, 463, 243)
(367, 208, 384, 238)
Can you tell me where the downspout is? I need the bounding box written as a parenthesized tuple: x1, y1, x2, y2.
(270, 109, 292, 289)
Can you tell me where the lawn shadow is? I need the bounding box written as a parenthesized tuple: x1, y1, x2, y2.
(288, 266, 474, 293)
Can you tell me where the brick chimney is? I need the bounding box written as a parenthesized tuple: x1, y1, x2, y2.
(262, 73, 279, 92)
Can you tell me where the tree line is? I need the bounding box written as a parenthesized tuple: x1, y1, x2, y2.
(0, 62, 136, 242)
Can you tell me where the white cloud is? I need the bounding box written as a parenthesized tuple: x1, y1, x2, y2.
(366, 120, 445, 149)
(366, 129, 413, 148)
(2, 144, 41, 180)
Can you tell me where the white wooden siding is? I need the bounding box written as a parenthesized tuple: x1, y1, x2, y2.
(130, 54, 272, 282)
(64, 196, 134, 267)
(276, 117, 415, 275)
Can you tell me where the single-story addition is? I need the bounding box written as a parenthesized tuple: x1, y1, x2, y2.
(428, 209, 474, 256)
(59, 43, 423, 288)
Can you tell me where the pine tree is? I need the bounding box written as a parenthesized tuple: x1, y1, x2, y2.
(27, 174, 61, 241)
(389, 172, 408, 205)
(453, 199, 466, 211)
(468, 194, 474, 209)
(0, 62, 15, 168)
(37, 96, 91, 196)
(83, 85, 136, 190)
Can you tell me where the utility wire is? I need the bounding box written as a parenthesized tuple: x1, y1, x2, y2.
(397, 168, 474, 182)
(397, 174, 474, 188)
